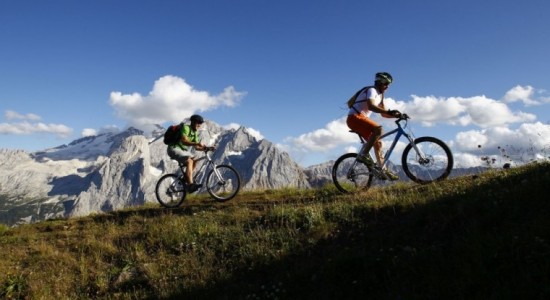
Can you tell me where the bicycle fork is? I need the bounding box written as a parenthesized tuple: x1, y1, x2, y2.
(402, 134, 430, 164)
(383, 129, 429, 166)
(211, 167, 226, 186)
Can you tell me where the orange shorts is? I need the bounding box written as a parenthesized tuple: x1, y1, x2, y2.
(346, 113, 380, 140)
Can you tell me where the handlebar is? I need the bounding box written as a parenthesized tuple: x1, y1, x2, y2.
(394, 112, 410, 127)
(387, 109, 409, 121)
(201, 146, 216, 153)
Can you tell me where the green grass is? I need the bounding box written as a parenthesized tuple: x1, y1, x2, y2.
(1, 162, 549, 299)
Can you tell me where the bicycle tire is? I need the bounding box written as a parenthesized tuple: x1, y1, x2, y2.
(206, 165, 241, 202)
(401, 136, 454, 184)
(332, 153, 374, 193)
(155, 174, 187, 208)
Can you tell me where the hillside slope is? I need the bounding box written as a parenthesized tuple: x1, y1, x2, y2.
(1, 162, 549, 299)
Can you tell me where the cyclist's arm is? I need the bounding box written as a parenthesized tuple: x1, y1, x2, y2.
(377, 100, 394, 118)
(366, 99, 390, 115)
(195, 144, 211, 151)
(181, 135, 214, 151)
(181, 135, 204, 148)
(180, 125, 206, 148)
(367, 99, 399, 118)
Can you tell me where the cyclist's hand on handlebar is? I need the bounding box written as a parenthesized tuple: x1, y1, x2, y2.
(387, 109, 402, 118)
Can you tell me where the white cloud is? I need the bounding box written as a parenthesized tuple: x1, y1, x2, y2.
(0, 121, 72, 137)
(0, 110, 72, 137)
(453, 152, 487, 168)
(345, 145, 358, 153)
(401, 95, 536, 128)
(502, 85, 540, 106)
(284, 116, 357, 152)
(5, 110, 41, 121)
(395, 95, 465, 126)
(462, 96, 536, 127)
(82, 128, 97, 137)
(109, 75, 246, 132)
(516, 122, 550, 150)
(454, 130, 491, 151)
(450, 122, 550, 167)
(453, 123, 550, 154)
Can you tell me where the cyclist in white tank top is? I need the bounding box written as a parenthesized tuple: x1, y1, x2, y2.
(345, 72, 401, 180)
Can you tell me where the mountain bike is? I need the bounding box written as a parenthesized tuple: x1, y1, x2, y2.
(332, 113, 453, 193)
(155, 148, 241, 207)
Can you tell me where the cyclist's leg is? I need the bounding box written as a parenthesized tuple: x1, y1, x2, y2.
(371, 130, 383, 166)
(185, 157, 194, 184)
(372, 130, 398, 180)
(347, 114, 378, 158)
(187, 154, 206, 192)
(167, 146, 193, 181)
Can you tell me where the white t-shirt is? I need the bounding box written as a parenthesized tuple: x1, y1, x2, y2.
(348, 87, 382, 117)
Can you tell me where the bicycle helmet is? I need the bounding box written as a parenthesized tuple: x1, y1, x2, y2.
(190, 114, 204, 124)
(375, 72, 393, 85)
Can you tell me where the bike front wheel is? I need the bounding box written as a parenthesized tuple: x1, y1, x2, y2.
(402, 136, 454, 184)
(155, 174, 187, 208)
(332, 153, 374, 193)
(206, 165, 241, 202)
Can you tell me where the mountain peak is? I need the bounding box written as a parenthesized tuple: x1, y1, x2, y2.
(1, 122, 311, 226)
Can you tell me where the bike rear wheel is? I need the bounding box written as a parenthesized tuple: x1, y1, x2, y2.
(332, 153, 374, 193)
(206, 165, 241, 202)
(401, 136, 454, 184)
(155, 174, 187, 208)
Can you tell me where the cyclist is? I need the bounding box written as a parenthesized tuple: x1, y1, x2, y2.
(346, 72, 401, 180)
(167, 114, 214, 192)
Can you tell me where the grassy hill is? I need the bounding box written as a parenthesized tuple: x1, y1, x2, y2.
(1, 162, 549, 299)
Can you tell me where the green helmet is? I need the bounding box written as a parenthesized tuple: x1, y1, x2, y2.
(375, 72, 393, 84)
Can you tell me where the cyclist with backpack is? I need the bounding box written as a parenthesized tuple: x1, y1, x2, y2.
(346, 72, 401, 180)
(166, 114, 214, 192)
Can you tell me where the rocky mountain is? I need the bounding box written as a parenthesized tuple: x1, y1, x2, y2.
(0, 122, 311, 226)
(303, 161, 334, 187)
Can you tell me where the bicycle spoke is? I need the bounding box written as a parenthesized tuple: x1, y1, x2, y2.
(332, 153, 374, 193)
(402, 137, 453, 184)
(155, 174, 186, 208)
(206, 165, 241, 202)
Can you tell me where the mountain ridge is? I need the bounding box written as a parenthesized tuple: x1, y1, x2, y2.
(0, 122, 311, 226)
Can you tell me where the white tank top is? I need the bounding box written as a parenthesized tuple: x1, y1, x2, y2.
(348, 87, 382, 117)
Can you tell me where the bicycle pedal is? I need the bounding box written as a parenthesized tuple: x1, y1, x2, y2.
(371, 167, 388, 180)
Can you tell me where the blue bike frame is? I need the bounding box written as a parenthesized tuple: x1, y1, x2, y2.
(367, 118, 425, 169)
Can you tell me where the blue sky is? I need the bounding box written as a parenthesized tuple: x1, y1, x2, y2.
(1, 0, 549, 167)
